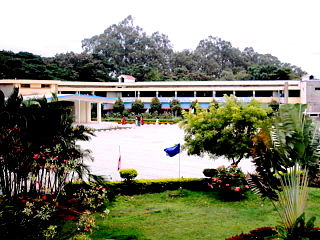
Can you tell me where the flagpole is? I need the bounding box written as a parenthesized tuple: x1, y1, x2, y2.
(178, 151, 181, 178)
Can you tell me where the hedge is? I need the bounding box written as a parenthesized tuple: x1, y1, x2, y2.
(105, 178, 208, 195)
(102, 118, 180, 124)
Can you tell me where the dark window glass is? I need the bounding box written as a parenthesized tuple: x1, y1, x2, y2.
(289, 90, 300, 97)
(255, 91, 273, 97)
(122, 91, 135, 97)
(177, 91, 194, 97)
(95, 91, 107, 97)
(21, 84, 30, 88)
(196, 91, 213, 97)
(140, 91, 156, 97)
(159, 91, 175, 97)
(215, 91, 233, 97)
(235, 91, 253, 97)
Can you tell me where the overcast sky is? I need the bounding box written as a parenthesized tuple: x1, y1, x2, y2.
(1, 0, 319, 77)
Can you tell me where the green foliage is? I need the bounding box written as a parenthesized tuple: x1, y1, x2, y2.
(181, 96, 270, 164)
(119, 169, 138, 181)
(202, 168, 217, 178)
(112, 98, 125, 114)
(0, 89, 94, 199)
(150, 97, 161, 113)
(248, 104, 320, 239)
(269, 99, 280, 112)
(247, 65, 295, 80)
(208, 165, 250, 200)
(249, 104, 320, 197)
(106, 178, 206, 195)
(169, 98, 181, 117)
(0, 197, 57, 240)
(275, 213, 319, 240)
(131, 99, 144, 114)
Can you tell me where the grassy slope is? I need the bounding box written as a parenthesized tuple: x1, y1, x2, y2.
(90, 188, 320, 240)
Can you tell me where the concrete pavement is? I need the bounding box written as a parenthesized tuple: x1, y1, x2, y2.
(77, 123, 255, 181)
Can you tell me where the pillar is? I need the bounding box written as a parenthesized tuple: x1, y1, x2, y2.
(86, 102, 92, 123)
(97, 102, 102, 123)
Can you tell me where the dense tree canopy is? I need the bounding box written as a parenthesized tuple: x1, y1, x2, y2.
(180, 96, 271, 165)
(0, 16, 306, 81)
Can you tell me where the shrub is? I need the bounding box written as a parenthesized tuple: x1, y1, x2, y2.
(225, 226, 277, 240)
(203, 168, 217, 178)
(106, 178, 207, 195)
(119, 169, 138, 181)
(208, 165, 250, 200)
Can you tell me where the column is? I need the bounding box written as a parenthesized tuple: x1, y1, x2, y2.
(284, 82, 289, 104)
(97, 103, 102, 123)
(86, 102, 92, 123)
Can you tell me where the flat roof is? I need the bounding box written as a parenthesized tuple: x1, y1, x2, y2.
(23, 94, 117, 103)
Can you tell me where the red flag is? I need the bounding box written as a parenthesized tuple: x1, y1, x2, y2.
(117, 155, 121, 170)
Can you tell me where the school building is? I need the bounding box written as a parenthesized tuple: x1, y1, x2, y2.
(1, 75, 320, 122)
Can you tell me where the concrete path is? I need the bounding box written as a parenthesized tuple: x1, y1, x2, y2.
(78, 124, 255, 181)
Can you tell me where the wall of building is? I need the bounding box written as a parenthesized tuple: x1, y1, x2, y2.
(301, 80, 320, 113)
(0, 84, 15, 97)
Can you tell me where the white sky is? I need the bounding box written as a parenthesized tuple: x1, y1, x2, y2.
(1, 0, 319, 77)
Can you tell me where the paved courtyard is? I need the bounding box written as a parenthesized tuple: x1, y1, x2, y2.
(78, 123, 255, 181)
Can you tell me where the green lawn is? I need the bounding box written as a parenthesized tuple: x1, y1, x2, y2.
(90, 188, 320, 240)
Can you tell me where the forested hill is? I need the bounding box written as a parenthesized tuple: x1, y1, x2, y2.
(0, 16, 305, 82)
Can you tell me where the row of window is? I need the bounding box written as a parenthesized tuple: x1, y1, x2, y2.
(20, 84, 51, 88)
(122, 90, 301, 98)
(60, 90, 301, 98)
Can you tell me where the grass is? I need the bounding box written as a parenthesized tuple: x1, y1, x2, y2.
(89, 188, 320, 240)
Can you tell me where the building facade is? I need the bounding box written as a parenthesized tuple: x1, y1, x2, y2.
(1, 79, 320, 116)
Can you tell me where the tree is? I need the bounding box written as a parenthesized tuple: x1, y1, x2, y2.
(169, 99, 181, 117)
(247, 104, 320, 236)
(113, 98, 125, 114)
(131, 99, 144, 114)
(81, 15, 173, 77)
(150, 97, 161, 113)
(0, 88, 93, 199)
(181, 96, 270, 165)
(247, 65, 294, 80)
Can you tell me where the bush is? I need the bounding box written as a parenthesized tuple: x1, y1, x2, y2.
(119, 169, 138, 181)
(106, 178, 207, 195)
(208, 165, 250, 200)
(203, 168, 218, 178)
(225, 227, 277, 240)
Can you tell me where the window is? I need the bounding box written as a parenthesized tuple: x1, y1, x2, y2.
(177, 91, 194, 97)
(235, 91, 253, 97)
(21, 84, 30, 88)
(255, 91, 273, 97)
(140, 91, 156, 97)
(196, 91, 213, 97)
(159, 91, 175, 97)
(41, 84, 50, 88)
(215, 91, 233, 97)
(122, 91, 135, 97)
(289, 90, 300, 97)
(95, 91, 107, 97)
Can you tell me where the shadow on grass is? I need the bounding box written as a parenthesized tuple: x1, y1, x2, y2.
(90, 226, 149, 240)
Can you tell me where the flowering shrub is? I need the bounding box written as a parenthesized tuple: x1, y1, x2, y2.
(77, 211, 97, 233)
(208, 165, 250, 199)
(225, 226, 277, 240)
(72, 181, 109, 211)
(0, 197, 57, 240)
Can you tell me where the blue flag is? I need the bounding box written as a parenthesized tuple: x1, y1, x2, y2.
(164, 144, 180, 157)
